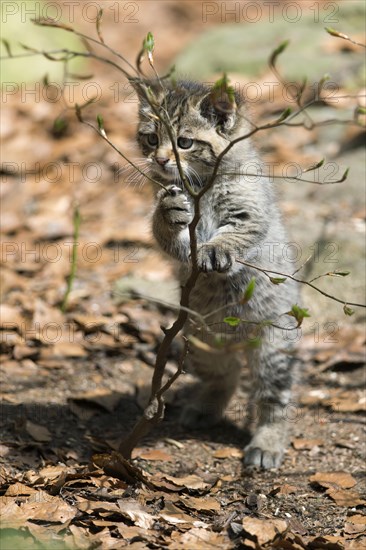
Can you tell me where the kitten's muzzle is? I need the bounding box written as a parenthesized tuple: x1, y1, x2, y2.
(155, 157, 170, 166)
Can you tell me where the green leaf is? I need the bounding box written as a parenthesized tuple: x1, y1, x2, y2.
(303, 158, 325, 173)
(212, 73, 236, 107)
(52, 117, 68, 136)
(343, 304, 355, 316)
(356, 106, 366, 115)
(96, 8, 104, 44)
(223, 316, 242, 327)
(1, 38, 12, 57)
(269, 40, 290, 67)
(143, 31, 155, 53)
(75, 103, 82, 122)
(339, 167, 349, 183)
(319, 73, 331, 84)
(328, 270, 350, 277)
(97, 114, 104, 131)
(269, 277, 287, 285)
(247, 337, 262, 348)
(325, 27, 348, 40)
(275, 107, 292, 123)
(286, 304, 310, 327)
(241, 277, 256, 303)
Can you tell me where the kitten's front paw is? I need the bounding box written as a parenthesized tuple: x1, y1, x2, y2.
(157, 185, 192, 227)
(197, 243, 233, 273)
(244, 446, 283, 469)
(243, 429, 286, 469)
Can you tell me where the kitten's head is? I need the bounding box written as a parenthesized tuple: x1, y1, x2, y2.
(134, 79, 248, 187)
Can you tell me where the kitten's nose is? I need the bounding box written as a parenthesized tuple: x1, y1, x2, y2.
(156, 157, 170, 166)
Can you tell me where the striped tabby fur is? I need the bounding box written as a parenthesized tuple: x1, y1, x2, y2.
(135, 79, 299, 469)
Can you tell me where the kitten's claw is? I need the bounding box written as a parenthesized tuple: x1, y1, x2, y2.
(197, 244, 233, 273)
(244, 447, 282, 469)
(244, 429, 286, 469)
(157, 185, 192, 227)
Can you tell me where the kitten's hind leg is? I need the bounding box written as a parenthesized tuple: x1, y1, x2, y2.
(244, 330, 296, 469)
(180, 352, 241, 429)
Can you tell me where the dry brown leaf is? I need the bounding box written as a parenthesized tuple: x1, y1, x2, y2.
(310, 472, 365, 507)
(132, 448, 173, 461)
(0, 304, 23, 329)
(71, 388, 122, 412)
(27, 212, 73, 240)
(5, 482, 37, 497)
(31, 299, 65, 340)
(38, 464, 75, 483)
(162, 474, 212, 491)
(40, 342, 87, 358)
(307, 535, 345, 549)
(178, 495, 221, 513)
(76, 499, 121, 514)
(0, 500, 29, 527)
(345, 537, 366, 549)
(71, 314, 111, 330)
(117, 499, 156, 529)
(13, 344, 38, 359)
(0, 333, 24, 349)
(242, 516, 288, 545)
(159, 502, 202, 526)
(212, 447, 243, 459)
(117, 524, 150, 542)
(25, 420, 52, 442)
(310, 471, 357, 489)
(159, 502, 199, 525)
(83, 331, 122, 350)
(292, 438, 324, 450)
(92, 451, 151, 485)
(2, 492, 76, 530)
(326, 488, 366, 507)
(169, 527, 229, 550)
(325, 393, 366, 413)
(64, 523, 101, 550)
(270, 484, 299, 496)
(344, 514, 366, 535)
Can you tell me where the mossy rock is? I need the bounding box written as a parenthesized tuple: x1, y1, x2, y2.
(1, 0, 85, 84)
(174, 2, 365, 87)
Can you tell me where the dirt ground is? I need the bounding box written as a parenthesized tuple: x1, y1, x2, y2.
(1, 1, 365, 548)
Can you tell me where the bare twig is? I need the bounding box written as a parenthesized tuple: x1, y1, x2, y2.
(325, 27, 366, 48)
(235, 259, 366, 309)
(76, 111, 166, 190)
(60, 203, 80, 312)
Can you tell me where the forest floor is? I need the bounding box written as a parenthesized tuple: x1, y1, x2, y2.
(1, 2, 365, 548)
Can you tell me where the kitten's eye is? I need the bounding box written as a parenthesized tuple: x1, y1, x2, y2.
(147, 133, 158, 146)
(177, 137, 193, 149)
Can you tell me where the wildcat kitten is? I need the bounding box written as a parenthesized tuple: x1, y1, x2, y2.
(135, 79, 299, 469)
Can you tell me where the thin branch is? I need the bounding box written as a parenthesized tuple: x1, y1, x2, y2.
(325, 27, 366, 49)
(236, 259, 366, 309)
(32, 17, 138, 75)
(60, 203, 80, 312)
(77, 114, 166, 190)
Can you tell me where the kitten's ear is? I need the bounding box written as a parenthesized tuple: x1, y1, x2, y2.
(129, 78, 163, 110)
(199, 76, 237, 131)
